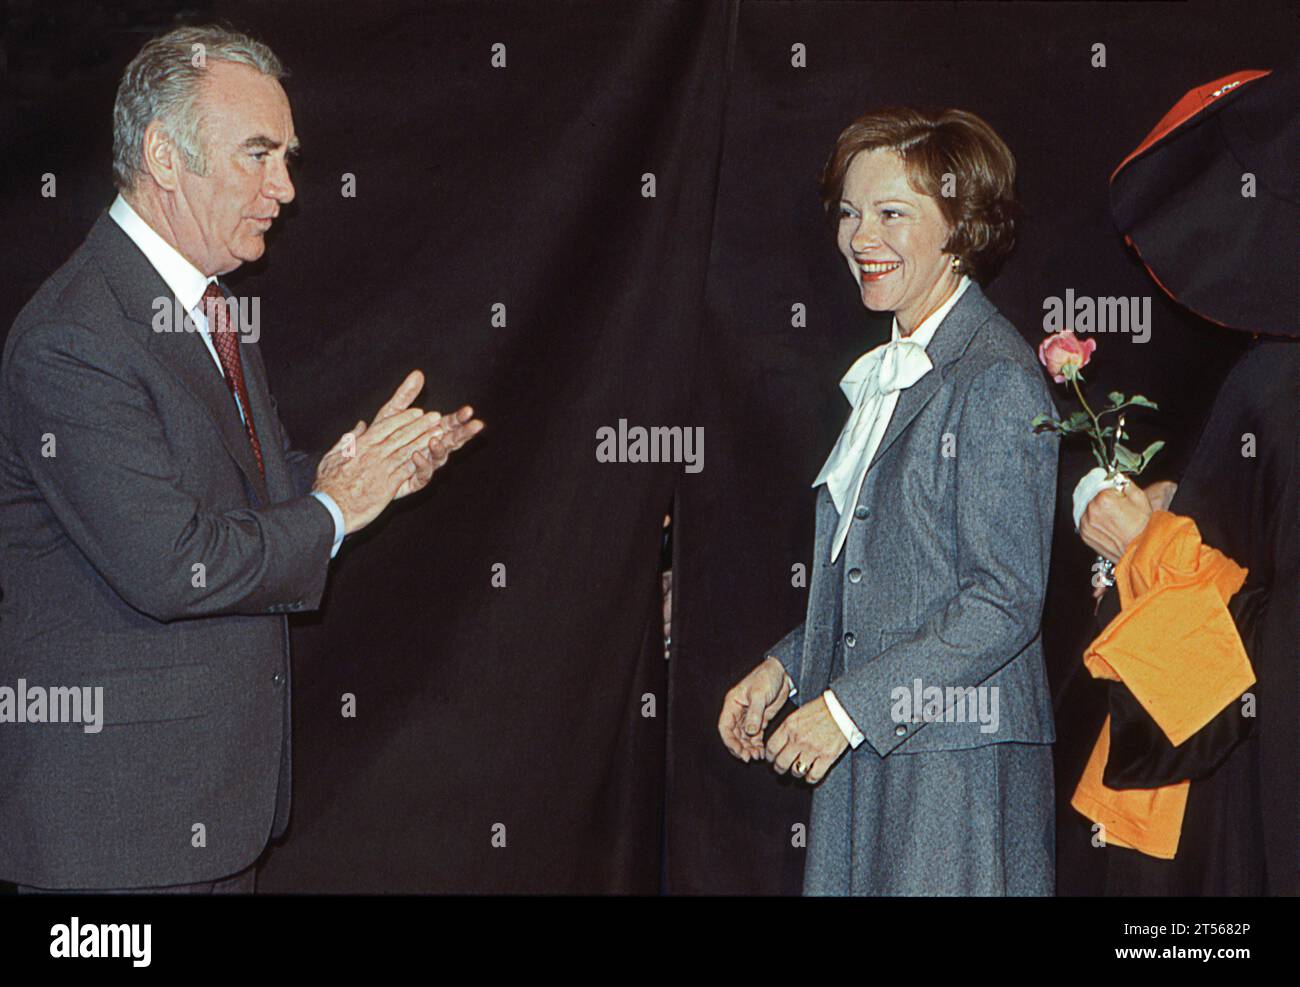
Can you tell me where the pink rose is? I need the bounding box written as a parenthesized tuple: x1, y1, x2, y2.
(1038, 331, 1096, 383)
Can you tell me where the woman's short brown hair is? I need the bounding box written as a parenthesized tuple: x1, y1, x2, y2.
(819, 107, 1019, 282)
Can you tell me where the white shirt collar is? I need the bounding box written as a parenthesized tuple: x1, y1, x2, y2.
(108, 194, 216, 312)
(889, 274, 970, 351)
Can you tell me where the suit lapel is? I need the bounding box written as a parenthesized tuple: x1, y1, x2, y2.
(800, 285, 999, 697)
(865, 282, 996, 475)
(88, 214, 271, 504)
(237, 319, 293, 504)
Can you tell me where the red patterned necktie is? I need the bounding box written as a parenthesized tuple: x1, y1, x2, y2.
(201, 282, 264, 476)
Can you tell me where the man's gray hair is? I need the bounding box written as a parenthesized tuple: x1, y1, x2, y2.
(112, 25, 286, 192)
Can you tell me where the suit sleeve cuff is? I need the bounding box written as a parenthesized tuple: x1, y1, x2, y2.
(823, 688, 865, 749)
(310, 491, 346, 559)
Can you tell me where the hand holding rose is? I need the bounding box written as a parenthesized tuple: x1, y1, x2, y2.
(1080, 480, 1154, 563)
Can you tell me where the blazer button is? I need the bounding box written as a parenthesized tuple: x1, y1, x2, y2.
(844, 632, 856, 648)
(272, 672, 285, 688)
(854, 506, 869, 520)
(848, 568, 862, 583)
(895, 724, 907, 737)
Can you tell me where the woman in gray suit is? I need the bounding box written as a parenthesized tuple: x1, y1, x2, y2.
(718, 107, 1058, 895)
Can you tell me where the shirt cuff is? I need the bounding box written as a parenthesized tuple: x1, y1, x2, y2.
(310, 491, 346, 559)
(823, 689, 865, 749)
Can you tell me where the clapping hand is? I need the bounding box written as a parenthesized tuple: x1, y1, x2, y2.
(360, 370, 483, 500)
(391, 404, 483, 499)
(313, 371, 484, 534)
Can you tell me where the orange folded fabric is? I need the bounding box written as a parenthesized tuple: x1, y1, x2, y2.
(1073, 713, 1188, 858)
(1071, 511, 1254, 859)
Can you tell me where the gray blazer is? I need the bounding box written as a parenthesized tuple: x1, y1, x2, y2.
(768, 282, 1059, 894)
(0, 213, 334, 889)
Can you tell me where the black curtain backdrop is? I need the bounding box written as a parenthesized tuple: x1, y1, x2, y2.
(1, 0, 1294, 894)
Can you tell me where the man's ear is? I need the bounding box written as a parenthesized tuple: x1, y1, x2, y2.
(141, 120, 181, 192)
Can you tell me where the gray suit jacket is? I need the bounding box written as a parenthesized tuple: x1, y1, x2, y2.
(771, 282, 1057, 751)
(0, 213, 333, 889)
(766, 283, 1059, 893)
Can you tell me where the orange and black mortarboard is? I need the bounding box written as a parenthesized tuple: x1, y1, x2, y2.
(1110, 57, 1299, 337)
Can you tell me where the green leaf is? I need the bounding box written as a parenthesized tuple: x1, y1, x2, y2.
(1137, 440, 1165, 471)
(1064, 410, 1091, 429)
(1107, 391, 1126, 407)
(1128, 395, 1159, 410)
(1112, 443, 1141, 472)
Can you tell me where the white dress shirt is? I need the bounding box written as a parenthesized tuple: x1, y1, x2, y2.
(108, 195, 345, 557)
(811, 275, 970, 748)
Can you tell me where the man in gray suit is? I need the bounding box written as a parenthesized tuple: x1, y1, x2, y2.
(720, 109, 1057, 895)
(0, 26, 482, 892)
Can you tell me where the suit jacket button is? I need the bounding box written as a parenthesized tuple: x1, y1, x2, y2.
(272, 672, 285, 687)
(848, 568, 862, 583)
(854, 506, 869, 520)
(844, 632, 856, 648)
(894, 724, 907, 737)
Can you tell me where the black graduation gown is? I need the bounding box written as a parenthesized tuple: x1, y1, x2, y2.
(1072, 335, 1297, 895)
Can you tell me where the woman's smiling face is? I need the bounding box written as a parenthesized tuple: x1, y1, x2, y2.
(836, 147, 958, 332)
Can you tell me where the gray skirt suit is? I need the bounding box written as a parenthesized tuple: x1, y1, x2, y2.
(769, 283, 1059, 895)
